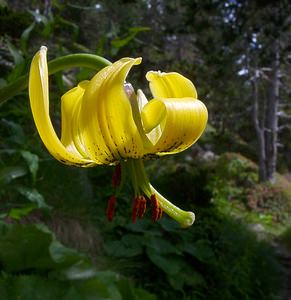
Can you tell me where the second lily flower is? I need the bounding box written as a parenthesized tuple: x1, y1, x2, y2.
(29, 46, 208, 227)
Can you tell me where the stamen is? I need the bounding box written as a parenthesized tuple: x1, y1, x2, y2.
(150, 194, 159, 208)
(112, 164, 121, 188)
(132, 196, 147, 223)
(150, 194, 163, 222)
(137, 196, 147, 218)
(132, 197, 139, 223)
(106, 196, 117, 221)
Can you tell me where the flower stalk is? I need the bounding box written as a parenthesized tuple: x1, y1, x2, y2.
(0, 52, 111, 106)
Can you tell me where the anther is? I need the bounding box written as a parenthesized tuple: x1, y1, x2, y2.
(137, 196, 147, 218)
(106, 196, 117, 221)
(150, 194, 158, 208)
(150, 194, 163, 222)
(112, 164, 121, 188)
(132, 196, 147, 223)
(132, 197, 139, 223)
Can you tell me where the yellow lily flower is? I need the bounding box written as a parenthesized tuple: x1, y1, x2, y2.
(29, 46, 208, 227)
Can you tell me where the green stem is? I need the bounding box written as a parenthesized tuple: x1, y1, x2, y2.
(115, 161, 127, 196)
(133, 159, 195, 228)
(0, 53, 111, 106)
(150, 185, 195, 228)
(127, 160, 139, 197)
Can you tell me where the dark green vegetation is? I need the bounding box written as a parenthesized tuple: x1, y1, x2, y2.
(0, 0, 290, 299)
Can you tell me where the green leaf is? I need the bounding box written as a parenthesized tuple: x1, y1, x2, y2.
(57, 16, 79, 41)
(159, 218, 181, 232)
(133, 288, 157, 300)
(59, 261, 96, 280)
(0, 223, 87, 272)
(1, 119, 25, 145)
(104, 234, 143, 258)
(28, 9, 48, 25)
(0, 166, 27, 186)
(169, 269, 206, 290)
(21, 150, 39, 183)
(146, 248, 182, 275)
(8, 205, 36, 220)
(20, 22, 36, 54)
(183, 239, 216, 263)
(145, 235, 181, 255)
(111, 26, 150, 54)
(78, 271, 122, 300)
(6, 40, 24, 66)
(16, 186, 51, 211)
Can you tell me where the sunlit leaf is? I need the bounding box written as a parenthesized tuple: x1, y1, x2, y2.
(8, 205, 36, 220)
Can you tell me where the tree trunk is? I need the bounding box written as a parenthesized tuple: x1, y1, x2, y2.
(265, 41, 280, 183)
(252, 74, 267, 182)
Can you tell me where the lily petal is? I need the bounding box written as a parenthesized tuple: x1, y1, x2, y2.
(138, 90, 162, 145)
(143, 71, 208, 154)
(146, 71, 198, 99)
(143, 97, 208, 154)
(81, 58, 145, 161)
(29, 46, 94, 166)
(61, 81, 104, 163)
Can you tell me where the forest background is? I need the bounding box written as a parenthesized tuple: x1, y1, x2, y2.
(0, 0, 290, 299)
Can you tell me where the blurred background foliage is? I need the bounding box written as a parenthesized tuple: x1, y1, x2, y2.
(0, 0, 290, 299)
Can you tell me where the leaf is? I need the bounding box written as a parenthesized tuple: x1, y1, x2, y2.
(167, 270, 206, 291)
(57, 16, 79, 41)
(0, 166, 27, 186)
(21, 150, 39, 183)
(5, 40, 26, 81)
(133, 288, 158, 300)
(8, 205, 36, 220)
(1, 119, 25, 145)
(146, 248, 182, 275)
(0, 274, 82, 300)
(20, 22, 36, 54)
(0, 222, 87, 272)
(104, 234, 143, 258)
(159, 218, 181, 232)
(111, 26, 150, 54)
(28, 9, 48, 25)
(59, 261, 96, 280)
(145, 235, 181, 255)
(0, 78, 7, 88)
(183, 239, 216, 263)
(16, 186, 51, 211)
(79, 271, 122, 300)
(6, 40, 24, 66)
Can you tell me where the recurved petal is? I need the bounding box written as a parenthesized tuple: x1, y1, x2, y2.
(61, 80, 103, 163)
(29, 46, 94, 167)
(141, 97, 208, 155)
(81, 58, 145, 160)
(146, 71, 198, 99)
